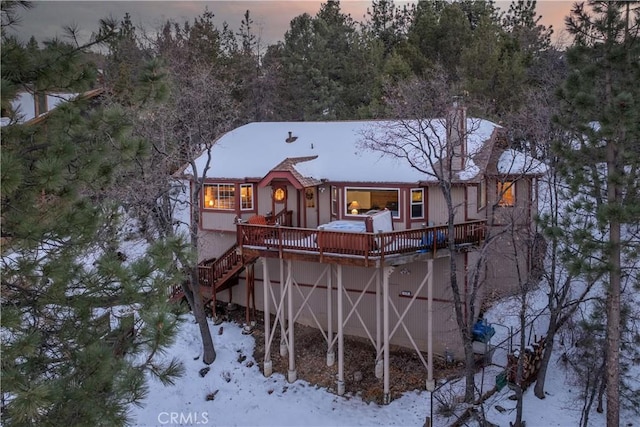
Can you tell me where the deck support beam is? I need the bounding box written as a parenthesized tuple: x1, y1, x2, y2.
(337, 265, 345, 396)
(327, 265, 335, 366)
(375, 268, 382, 379)
(383, 266, 394, 404)
(262, 259, 272, 377)
(254, 241, 441, 401)
(426, 258, 435, 392)
(279, 258, 287, 357)
(245, 263, 254, 328)
(286, 260, 297, 382)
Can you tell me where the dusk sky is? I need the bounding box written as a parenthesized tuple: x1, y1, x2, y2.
(10, 1, 575, 47)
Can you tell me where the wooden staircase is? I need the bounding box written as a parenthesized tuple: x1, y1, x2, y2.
(170, 243, 256, 304)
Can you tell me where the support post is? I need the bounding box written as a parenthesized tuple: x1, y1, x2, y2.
(426, 259, 435, 392)
(287, 261, 297, 382)
(327, 265, 335, 366)
(375, 267, 383, 379)
(383, 266, 393, 404)
(337, 265, 345, 396)
(262, 259, 272, 377)
(244, 263, 254, 328)
(279, 258, 287, 357)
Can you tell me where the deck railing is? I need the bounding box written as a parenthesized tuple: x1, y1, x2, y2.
(265, 208, 293, 226)
(197, 245, 242, 289)
(237, 220, 486, 262)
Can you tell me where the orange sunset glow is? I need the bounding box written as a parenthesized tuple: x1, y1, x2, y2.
(12, 1, 576, 47)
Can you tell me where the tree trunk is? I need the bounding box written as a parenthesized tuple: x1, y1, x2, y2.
(513, 297, 527, 426)
(190, 267, 216, 364)
(443, 197, 475, 403)
(188, 177, 216, 365)
(605, 203, 621, 427)
(605, 126, 621, 427)
(534, 317, 557, 398)
(463, 337, 475, 402)
(597, 368, 606, 413)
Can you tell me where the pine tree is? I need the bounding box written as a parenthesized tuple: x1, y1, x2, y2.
(364, 0, 412, 57)
(460, 13, 526, 118)
(1, 5, 184, 425)
(100, 13, 149, 106)
(405, 0, 497, 81)
(275, 1, 381, 120)
(232, 10, 267, 122)
(554, 2, 640, 425)
(278, 11, 341, 120)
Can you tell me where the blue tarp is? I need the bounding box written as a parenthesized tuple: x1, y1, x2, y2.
(417, 230, 446, 252)
(473, 319, 496, 343)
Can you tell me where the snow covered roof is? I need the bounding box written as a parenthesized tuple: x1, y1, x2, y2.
(186, 119, 503, 184)
(497, 149, 547, 176)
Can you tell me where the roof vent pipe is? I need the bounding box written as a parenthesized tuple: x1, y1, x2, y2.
(285, 131, 298, 143)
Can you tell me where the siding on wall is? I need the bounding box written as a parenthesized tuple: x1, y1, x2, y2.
(198, 230, 236, 263)
(427, 186, 467, 225)
(428, 189, 448, 225)
(484, 229, 531, 296)
(202, 211, 238, 232)
(466, 185, 484, 220)
(317, 186, 332, 225)
(256, 188, 271, 217)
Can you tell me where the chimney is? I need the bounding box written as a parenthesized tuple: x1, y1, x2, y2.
(447, 96, 467, 172)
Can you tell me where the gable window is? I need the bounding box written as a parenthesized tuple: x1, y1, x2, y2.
(411, 189, 424, 219)
(497, 181, 515, 207)
(240, 184, 253, 210)
(203, 183, 236, 210)
(345, 187, 400, 218)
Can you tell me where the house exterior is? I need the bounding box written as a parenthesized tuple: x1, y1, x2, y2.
(175, 104, 544, 402)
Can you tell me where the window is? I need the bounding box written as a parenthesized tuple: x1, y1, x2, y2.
(35, 92, 47, 116)
(531, 178, 538, 207)
(497, 181, 515, 207)
(345, 187, 400, 218)
(240, 184, 253, 210)
(411, 189, 424, 219)
(478, 180, 487, 210)
(331, 186, 338, 216)
(203, 183, 236, 210)
(273, 187, 286, 203)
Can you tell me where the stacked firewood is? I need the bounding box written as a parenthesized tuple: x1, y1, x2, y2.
(506, 335, 547, 390)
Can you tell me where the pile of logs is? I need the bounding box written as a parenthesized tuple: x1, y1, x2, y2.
(506, 335, 546, 390)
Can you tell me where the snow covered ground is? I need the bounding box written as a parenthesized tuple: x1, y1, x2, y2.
(129, 284, 635, 427)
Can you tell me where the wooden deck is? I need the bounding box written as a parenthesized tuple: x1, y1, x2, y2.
(169, 218, 486, 303)
(237, 220, 486, 267)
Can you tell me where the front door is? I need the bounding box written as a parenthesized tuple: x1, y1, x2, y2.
(303, 187, 319, 229)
